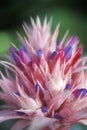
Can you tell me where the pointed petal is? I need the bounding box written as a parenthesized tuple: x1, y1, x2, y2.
(69, 108, 87, 123)
(79, 120, 87, 125)
(0, 110, 24, 123)
(59, 126, 71, 130)
(11, 120, 29, 130)
(29, 117, 56, 130)
(36, 16, 41, 29)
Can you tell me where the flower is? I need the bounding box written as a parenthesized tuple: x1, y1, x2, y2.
(0, 16, 87, 130)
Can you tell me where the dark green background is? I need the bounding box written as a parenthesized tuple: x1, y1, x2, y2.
(0, 0, 87, 129)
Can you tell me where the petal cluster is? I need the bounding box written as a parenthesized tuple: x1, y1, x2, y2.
(0, 17, 87, 130)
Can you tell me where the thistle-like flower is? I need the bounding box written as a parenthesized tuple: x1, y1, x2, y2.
(0, 17, 87, 130)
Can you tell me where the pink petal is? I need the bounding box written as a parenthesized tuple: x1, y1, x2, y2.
(59, 126, 71, 130)
(0, 92, 18, 107)
(29, 117, 56, 130)
(69, 108, 87, 123)
(0, 110, 24, 123)
(79, 120, 87, 125)
(11, 120, 29, 130)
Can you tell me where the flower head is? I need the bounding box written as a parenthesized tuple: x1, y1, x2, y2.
(0, 17, 87, 130)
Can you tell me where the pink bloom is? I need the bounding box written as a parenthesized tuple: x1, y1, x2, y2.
(0, 16, 87, 130)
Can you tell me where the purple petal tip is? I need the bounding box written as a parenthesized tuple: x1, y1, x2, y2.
(73, 88, 87, 98)
(41, 106, 48, 113)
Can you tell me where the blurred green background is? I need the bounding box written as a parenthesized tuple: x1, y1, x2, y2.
(0, 0, 87, 129)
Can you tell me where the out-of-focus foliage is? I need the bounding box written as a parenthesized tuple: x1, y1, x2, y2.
(0, 0, 87, 129)
(0, 0, 87, 54)
(0, 0, 86, 29)
(71, 124, 87, 130)
(0, 32, 12, 53)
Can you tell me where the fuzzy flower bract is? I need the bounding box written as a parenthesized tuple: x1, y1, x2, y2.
(0, 17, 87, 130)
